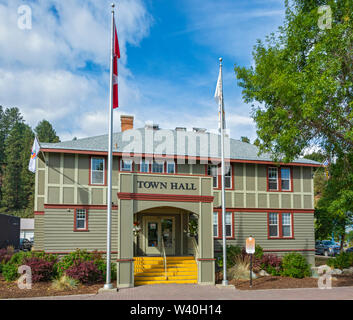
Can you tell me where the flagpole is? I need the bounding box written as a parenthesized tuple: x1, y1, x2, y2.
(104, 2, 115, 291)
(219, 58, 228, 286)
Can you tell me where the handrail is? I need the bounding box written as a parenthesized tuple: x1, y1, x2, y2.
(191, 236, 199, 259)
(161, 236, 167, 280)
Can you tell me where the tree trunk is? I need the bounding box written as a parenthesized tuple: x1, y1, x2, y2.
(340, 233, 345, 253)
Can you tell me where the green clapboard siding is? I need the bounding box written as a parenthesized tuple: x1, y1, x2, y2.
(34, 215, 44, 250)
(44, 209, 118, 252)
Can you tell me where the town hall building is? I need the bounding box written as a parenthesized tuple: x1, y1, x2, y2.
(33, 116, 320, 288)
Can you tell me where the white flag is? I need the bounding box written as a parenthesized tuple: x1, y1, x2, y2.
(215, 67, 226, 131)
(28, 137, 40, 173)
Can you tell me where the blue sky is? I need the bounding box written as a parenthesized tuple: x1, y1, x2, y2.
(0, 0, 285, 142)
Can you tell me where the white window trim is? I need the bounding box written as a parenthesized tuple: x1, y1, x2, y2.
(225, 212, 233, 238)
(120, 159, 133, 172)
(152, 161, 165, 173)
(269, 212, 279, 238)
(140, 160, 150, 173)
(281, 168, 291, 191)
(91, 158, 105, 185)
(76, 209, 87, 230)
(282, 213, 292, 238)
(213, 212, 219, 238)
(268, 167, 279, 191)
(208, 165, 218, 188)
(225, 165, 232, 189)
(166, 161, 176, 174)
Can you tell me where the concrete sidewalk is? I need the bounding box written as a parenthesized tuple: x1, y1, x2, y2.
(21, 284, 353, 300)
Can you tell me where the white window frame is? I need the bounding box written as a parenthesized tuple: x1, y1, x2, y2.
(224, 165, 232, 189)
(281, 168, 291, 191)
(140, 160, 150, 173)
(213, 212, 219, 238)
(120, 159, 133, 172)
(76, 209, 87, 230)
(268, 167, 279, 191)
(208, 165, 218, 188)
(91, 157, 105, 185)
(225, 212, 233, 238)
(166, 161, 175, 174)
(152, 161, 165, 173)
(269, 213, 279, 238)
(282, 213, 292, 238)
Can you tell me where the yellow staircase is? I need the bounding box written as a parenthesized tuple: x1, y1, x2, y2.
(134, 256, 198, 286)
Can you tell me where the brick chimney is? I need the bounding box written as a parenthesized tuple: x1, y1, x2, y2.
(121, 115, 134, 132)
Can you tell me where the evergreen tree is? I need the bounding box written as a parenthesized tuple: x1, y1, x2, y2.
(241, 136, 250, 144)
(1, 123, 34, 212)
(34, 120, 60, 143)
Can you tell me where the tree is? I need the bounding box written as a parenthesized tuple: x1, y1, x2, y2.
(315, 153, 353, 251)
(241, 136, 250, 144)
(253, 138, 261, 147)
(1, 123, 34, 212)
(34, 120, 60, 143)
(304, 152, 327, 200)
(234, 0, 352, 163)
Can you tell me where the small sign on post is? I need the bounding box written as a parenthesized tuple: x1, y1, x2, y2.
(246, 236, 255, 288)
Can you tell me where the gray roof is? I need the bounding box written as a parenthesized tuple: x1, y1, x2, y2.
(41, 128, 320, 166)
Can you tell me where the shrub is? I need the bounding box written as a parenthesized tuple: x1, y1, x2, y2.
(228, 255, 251, 280)
(23, 257, 56, 283)
(65, 260, 103, 284)
(327, 252, 353, 270)
(51, 275, 79, 291)
(2, 263, 19, 282)
(260, 254, 282, 276)
(0, 247, 15, 264)
(281, 253, 311, 278)
(254, 245, 264, 260)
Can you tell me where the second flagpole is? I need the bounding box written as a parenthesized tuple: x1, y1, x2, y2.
(104, 2, 115, 291)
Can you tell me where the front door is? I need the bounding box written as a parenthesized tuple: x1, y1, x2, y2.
(144, 217, 175, 256)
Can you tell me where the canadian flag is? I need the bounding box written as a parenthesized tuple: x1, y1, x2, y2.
(113, 20, 120, 109)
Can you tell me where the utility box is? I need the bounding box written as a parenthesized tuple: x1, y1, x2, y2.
(0, 214, 20, 250)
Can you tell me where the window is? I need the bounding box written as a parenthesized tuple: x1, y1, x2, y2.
(213, 212, 219, 237)
(268, 167, 278, 191)
(282, 213, 292, 237)
(225, 212, 233, 237)
(121, 160, 132, 172)
(152, 161, 164, 173)
(269, 213, 279, 238)
(225, 166, 232, 189)
(268, 212, 293, 239)
(208, 165, 218, 188)
(166, 162, 175, 174)
(91, 158, 105, 185)
(140, 160, 150, 173)
(281, 168, 291, 191)
(75, 209, 87, 231)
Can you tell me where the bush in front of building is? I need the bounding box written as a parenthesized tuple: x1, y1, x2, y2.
(23, 257, 57, 283)
(65, 260, 103, 284)
(327, 252, 353, 270)
(260, 254, 282, 276)
(2, 263, 19, 282)
(227, 255, 252, 280)
(281, 252, 311, 278)
(0, 247, 15, 273)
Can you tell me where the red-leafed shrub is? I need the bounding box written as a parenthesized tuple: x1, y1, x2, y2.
(65, 260, 103, 284)
(0, 248, 14, 265)
(260, 254, 282, 275)
(23, 257, 56, 283)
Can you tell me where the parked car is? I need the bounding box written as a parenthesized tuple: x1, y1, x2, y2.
(345, 247, 353, 253)
(19, 238, 32, 252)
(315, 240, 340, 256)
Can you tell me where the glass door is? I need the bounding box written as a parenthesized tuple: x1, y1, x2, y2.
(161, 218, 175, 256)
(146, 220, 160, 255)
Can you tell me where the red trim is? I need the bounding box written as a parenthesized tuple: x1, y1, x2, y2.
(40, 251, 118, 255)
(212, 208, 314, 213)
(267, 212, 294, 239)
(118, 192, 214, 203)
(34, 211, 45, 216)
(74, 208, 89, 232)
(89, 156, 107, 186)
(197, 258, 216, 261)
(117, 259, 134, 262)
(40, 149, 321, 167)
(44, 204, 118, 210)
(267, 166, 293, 192)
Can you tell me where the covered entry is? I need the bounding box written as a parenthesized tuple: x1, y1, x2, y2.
(116, 172, 215, 288)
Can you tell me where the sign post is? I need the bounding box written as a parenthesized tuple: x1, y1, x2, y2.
(246, 236, 255, 288)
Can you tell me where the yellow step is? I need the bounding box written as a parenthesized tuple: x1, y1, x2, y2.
(135, 279, 198, 285)
(135, 267, 197, 273)
(135, 275, 197, 281)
